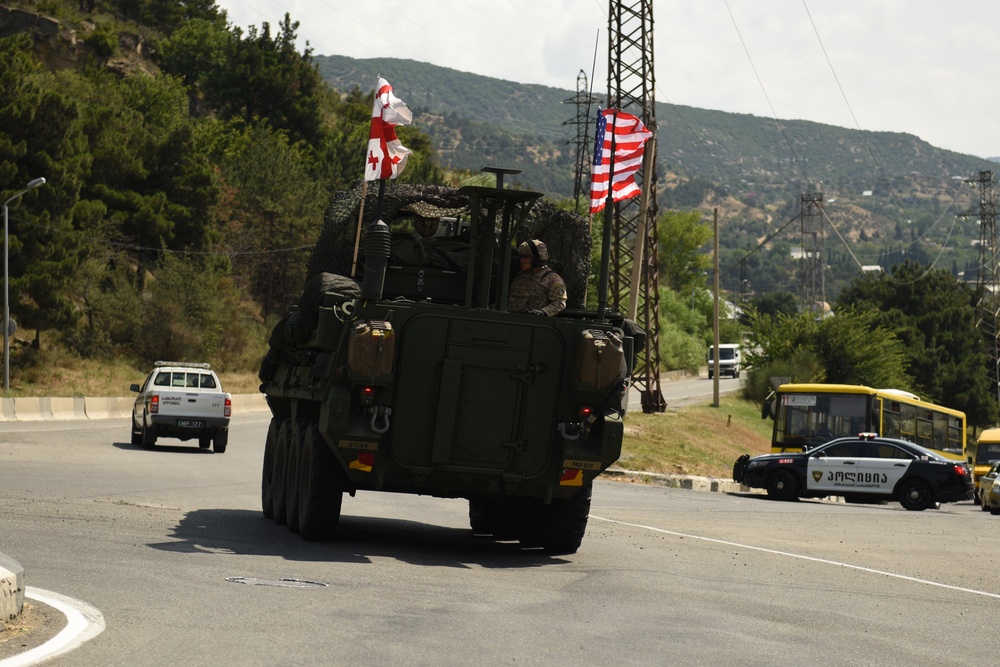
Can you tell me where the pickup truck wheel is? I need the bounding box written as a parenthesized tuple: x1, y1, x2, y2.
(141, 418, 156, 449)
(213, 430, 228, 454)
(198, 436, 211, 449)
(284, 422, 306, 533)
(261, 419, 281, 519)
(298, 422, 343, 541)
(536, 482, 593, 554)
(272, 420, 291, 526)
(131, 421, 142, 447)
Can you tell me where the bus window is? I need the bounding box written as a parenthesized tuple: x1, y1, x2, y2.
(769, 384, 966, 459)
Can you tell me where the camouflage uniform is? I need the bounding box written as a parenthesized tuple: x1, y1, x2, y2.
(507, 267, 567, 316)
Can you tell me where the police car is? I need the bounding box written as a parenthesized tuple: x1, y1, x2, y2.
(732, 433, 973, 511)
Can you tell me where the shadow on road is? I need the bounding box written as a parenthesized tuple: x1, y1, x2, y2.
(149, 507, 571, 569)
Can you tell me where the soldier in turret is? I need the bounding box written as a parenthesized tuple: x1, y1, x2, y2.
(507, 239, 567, 317)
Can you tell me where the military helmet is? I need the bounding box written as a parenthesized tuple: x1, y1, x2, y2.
(517, 239, 548, 265)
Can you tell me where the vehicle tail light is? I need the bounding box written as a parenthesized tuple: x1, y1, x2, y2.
(358, 386, 376, 407)
(150, 394, 159, 414)
(578, 405, 593, 419)
(953, 464, 969, 477)
(224, 396, 231, 418)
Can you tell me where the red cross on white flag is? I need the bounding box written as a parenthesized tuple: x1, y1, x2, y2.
(365, 76, 413, 181)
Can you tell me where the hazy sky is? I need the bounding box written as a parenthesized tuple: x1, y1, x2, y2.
(214, 0, 1000, 159)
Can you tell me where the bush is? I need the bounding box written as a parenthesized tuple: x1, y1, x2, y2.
(85, 22, 118, 58)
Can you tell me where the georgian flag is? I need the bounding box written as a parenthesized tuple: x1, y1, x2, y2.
(365, 76, 413, 181)
(589, 108, 652, 214)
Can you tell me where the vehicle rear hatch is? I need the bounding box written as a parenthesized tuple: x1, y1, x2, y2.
(390, 314, 562, 480)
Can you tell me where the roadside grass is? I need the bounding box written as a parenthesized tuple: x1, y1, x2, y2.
(4, 347, 261, 397)
(619, 396, 773, 479)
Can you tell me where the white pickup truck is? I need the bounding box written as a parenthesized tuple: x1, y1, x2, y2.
(130, 362, 231, 452)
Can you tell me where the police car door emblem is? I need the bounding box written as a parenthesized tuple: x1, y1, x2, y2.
(812, 471, 823, 482)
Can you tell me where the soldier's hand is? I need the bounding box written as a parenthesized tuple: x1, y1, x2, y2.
(528, 309, 547, 316)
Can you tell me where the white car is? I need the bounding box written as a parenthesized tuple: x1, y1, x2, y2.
(130, 362, 231, 452)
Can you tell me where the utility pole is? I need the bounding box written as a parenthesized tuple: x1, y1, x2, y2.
(562, 70, 597, 216)
(799, 191, 825, 314)
(712, 208, 720, 408)
(961, 171, 1000, 401)
(607, 0, 665, 413)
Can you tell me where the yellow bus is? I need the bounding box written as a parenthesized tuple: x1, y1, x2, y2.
(763, 383, 967, 460)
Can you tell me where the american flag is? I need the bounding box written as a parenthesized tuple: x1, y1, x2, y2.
(589, 109, 653, 214)
(365, 77, 413, 181)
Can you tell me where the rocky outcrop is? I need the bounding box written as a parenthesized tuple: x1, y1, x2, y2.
(0, 4, 156, 76)
(0, 5, 82, 71)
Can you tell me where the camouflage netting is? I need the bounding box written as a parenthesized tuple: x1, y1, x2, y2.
(307, 182, 592, 308)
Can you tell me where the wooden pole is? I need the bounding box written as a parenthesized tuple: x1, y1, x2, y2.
(712, 207, 720, 408)
(350, 180, 369, 277)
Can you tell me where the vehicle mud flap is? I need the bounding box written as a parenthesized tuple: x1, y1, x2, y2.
(733, 453, 750, 483)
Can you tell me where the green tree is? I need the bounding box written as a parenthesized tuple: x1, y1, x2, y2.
(134, 253, 264, 367)
(204, 15, 325, 148)
(0, 35, 90, 349)
(221, 123, 325, 316)
(835, 260, 998, 428)
(657, 209, 712, 292)
(740, 307, 909, 404)
(68, 67, 219, 277)
(157, 17, 230, 88)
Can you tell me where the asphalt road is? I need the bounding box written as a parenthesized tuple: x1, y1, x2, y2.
(629, 373, 741, 411)
(1, 413, 997, 666)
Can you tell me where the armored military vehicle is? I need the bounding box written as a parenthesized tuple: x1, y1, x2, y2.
(258, 168, 637, 553)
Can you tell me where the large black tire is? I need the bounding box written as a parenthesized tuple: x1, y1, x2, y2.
(141, 417, 156, 449)
(981, 491, 990, 512)
(213, 429, 228, 454)
(261, 419, 280, 519)
(991, 505, 1000, 516)
(284, 422, 305, 533)
(272, 420, 291, 526)
(897, 479, 934, 511)
(765, 470, 799, 501)
(298, 422, 344, 541)
(130, 420, 142, 446)
(536, 483, 593, 555)
(487, 502, 521, 541)
(199, 436, 211, 449)
(468, 500, 491, 534)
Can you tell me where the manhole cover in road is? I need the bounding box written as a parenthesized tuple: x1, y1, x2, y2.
(225, 577, 329, 588)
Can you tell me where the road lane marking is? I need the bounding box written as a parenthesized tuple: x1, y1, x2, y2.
(590, 515, 1000, 600)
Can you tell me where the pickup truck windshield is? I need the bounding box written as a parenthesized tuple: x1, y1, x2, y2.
(153, 371, 217, 389)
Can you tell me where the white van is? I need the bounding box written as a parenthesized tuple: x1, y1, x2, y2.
(708, 344, 741, 379)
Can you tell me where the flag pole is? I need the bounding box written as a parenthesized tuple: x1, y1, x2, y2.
(597, 109, 618, 321)
(351, 180, 368, 277)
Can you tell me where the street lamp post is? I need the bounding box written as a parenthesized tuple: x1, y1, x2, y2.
(3, 177, 46, 392)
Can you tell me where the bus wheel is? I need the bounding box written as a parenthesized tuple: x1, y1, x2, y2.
(898, 479, 933, 511)
(765, 470, 798, 501)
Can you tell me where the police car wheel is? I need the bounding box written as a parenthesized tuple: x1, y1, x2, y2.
(765, 470, 799, 501)
(897, 479, 934, 511)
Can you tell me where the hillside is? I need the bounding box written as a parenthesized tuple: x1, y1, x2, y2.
(315, 54, 995, 197)
(315, 55, 998, 299)
(1, 0, 996, 315)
